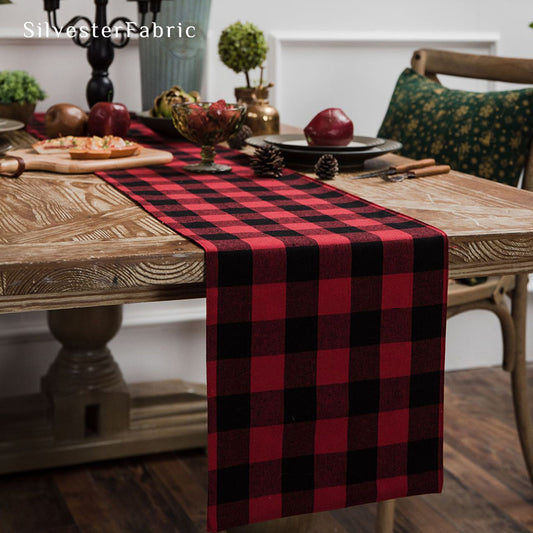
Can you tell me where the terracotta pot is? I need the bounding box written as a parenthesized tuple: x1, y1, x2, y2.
(235, 87, 280, 136)
(0, 102, 36, 125)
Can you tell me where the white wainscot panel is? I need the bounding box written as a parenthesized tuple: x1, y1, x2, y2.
(0, 30, 142, 111)
(0, 299, 207, 398)
(268, 32, 500, 136)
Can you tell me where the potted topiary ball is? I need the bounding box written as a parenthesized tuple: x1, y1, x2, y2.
(218, 21, 279, 135)
(0, 71, 46, 124)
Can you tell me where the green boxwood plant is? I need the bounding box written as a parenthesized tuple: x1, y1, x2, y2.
(218, 21, 268, 89)
(0, 71, 46, 104)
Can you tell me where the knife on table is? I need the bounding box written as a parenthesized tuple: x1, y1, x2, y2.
(350, 158, 436, 180)
(384, 164, 451, 182)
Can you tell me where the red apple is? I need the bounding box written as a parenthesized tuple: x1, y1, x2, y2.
(87, 102, 130, 137)
(45, 103, 88, 138)
(304, 108, 354, 146)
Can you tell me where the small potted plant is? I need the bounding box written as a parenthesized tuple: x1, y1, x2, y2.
(0, 70, 46, 124)
(218, 21, 279, 135)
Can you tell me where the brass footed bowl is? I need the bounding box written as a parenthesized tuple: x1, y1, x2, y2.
(172, 101, 246, 173)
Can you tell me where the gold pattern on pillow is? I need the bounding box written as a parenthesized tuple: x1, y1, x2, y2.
(378, 68, 533, 187)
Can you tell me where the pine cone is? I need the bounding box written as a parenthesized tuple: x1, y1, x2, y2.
(315, 154, 339, 180)
(251, 144, 285, 178)
(228, 124, 253, 150)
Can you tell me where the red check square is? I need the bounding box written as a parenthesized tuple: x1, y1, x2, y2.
(249, 425, 283, 463)
(382, 273, 413, 309)
(377, 476, 408, 501)
(380, 342, 412, 379)
(251, 354, 285, 392)
(318, 278, 351, 315)
(313, 486, 346, 513)
(315, 418, 348, 454)
(249, 495, 282, 524)
(378, 409, 410, 446)
(252, 283, 286, 321)
(316, 349, 350, 385)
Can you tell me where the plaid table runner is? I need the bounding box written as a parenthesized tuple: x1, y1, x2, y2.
(29, 117, 448, 531)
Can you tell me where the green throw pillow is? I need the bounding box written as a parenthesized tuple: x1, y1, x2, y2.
(378, 68, 533, 186)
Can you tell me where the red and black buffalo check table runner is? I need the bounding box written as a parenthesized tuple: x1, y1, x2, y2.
(30, 118, 448, 531)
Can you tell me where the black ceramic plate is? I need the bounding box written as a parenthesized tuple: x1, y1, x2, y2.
(136, 110, 184, 139)
(265, 134, 385, 152)
(246, 135, 403, 171)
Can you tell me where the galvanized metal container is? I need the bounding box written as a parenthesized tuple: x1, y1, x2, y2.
(139, 0, 212, 111)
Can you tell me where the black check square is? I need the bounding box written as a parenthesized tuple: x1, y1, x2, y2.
(284, 386, 317, 423)
(412, 305, 445, 341)
(216, 323, 251, 359)
(409, 371, 442, 408)
(218, 249, 253, 287)
(348, 379, 380, 416)
(285, 317, 318, 353)
(347, 448, 378, 484)
(350, 310, 382, 347)
(286, 245, 320, 282)
(408, 438, 441, 474)
(282, 455, 315, 492)
(216, 393, 251, 432)
(217, 465, 250, 504)
(351, 241, 383, 276)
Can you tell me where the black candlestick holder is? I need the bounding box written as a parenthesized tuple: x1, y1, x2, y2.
(43, 0, 166, 107)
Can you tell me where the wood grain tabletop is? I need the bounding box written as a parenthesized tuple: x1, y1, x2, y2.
(1, 129, 532, 313)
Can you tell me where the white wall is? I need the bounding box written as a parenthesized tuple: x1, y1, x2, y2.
(0, 0, 532, 396)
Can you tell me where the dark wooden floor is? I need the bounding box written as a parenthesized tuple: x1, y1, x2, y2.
(0, 366, 532, 533)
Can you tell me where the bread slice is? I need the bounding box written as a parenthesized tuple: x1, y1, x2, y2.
(33, 136, 141, 160)
(69, 149, 112, 160)
(33, 136, 81, 154)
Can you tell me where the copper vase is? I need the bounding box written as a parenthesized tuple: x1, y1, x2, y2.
(235, 87, 280, 136)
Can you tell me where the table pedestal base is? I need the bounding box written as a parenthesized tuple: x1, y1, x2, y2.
(42, 306, 129, 440)
(0, 305, 207, 474)
(0, 379, 207, 473)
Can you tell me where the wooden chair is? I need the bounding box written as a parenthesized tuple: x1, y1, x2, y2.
(377, 48, 533, 533)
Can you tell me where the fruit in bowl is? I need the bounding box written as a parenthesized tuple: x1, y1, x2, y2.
(304, 108, 354, 146)
(171, 99, 246, 173)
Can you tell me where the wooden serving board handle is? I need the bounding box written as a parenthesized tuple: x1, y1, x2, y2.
(0, 156, 25, 178)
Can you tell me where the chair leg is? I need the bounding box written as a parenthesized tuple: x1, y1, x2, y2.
(376, 500, 395, 533)
(509, 273, 533, 485)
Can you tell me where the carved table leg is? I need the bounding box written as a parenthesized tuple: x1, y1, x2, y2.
(509, 273, 533, 485)
(41, 305, 129, 441)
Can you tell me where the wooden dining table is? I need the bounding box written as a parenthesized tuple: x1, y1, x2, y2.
(1, 126, 533, 533)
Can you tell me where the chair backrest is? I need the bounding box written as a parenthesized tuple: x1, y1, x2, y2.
(411, 49, 533, 192)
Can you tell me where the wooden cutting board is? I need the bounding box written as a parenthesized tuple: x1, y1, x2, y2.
(0, 146, 174, 175)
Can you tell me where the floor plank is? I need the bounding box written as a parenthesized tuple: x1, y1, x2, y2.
(0, 365, 531, 532)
